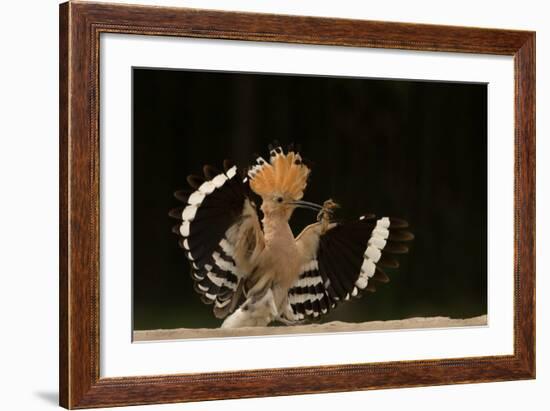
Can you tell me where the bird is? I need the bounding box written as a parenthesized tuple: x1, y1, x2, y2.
(169, 143, 414, 328)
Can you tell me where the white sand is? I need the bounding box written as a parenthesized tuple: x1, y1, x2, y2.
(133, 315, 487, 341)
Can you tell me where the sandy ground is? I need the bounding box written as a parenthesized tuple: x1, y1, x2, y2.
(133, 315, 487, 342)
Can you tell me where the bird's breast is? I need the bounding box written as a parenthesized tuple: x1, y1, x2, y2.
(262, 243, 301, 290)
(260, 220, 302, 290)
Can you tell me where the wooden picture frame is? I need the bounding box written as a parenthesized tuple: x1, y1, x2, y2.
(59, 1, 535, 408)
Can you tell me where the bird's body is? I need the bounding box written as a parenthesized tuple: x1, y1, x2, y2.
(258, 215, 301, 289)
(170, 144, 413, 328)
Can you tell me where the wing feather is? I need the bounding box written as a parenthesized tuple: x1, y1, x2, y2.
(171, 162, 264, 318)
(284, 215, 413, 321)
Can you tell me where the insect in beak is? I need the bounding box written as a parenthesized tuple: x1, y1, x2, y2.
(288, 200, 324, 212)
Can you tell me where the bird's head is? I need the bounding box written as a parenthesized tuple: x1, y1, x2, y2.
(249, 145, 321, 220)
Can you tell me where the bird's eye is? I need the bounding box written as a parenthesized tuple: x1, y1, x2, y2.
(276, 197, 283, 203)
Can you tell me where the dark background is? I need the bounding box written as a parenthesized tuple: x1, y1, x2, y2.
(132, 68, 487, 331)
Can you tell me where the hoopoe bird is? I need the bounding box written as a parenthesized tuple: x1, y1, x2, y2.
(170, 144, 413, 328)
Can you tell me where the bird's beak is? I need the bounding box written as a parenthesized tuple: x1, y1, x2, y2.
(288, 200, 323, 212)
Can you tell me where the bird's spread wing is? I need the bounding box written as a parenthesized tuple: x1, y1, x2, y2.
(283, 215, 413, 321)
(170, 160, 264, 318)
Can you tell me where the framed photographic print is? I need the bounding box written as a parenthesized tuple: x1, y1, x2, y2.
(59, 1, 535, 408)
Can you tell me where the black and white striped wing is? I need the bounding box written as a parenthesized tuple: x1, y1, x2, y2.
(170, 161, 264, 318)
(284, 215, 413, 321)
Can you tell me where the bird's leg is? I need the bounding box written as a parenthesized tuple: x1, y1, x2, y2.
(317, 199, 339, 233)
(276, 302, 307, 325)
(221, 288, 278, 328)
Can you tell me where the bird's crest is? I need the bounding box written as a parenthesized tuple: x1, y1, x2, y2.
(248, 144, 310, 200)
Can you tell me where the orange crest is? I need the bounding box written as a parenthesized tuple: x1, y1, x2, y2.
(248, 146, 311, 200)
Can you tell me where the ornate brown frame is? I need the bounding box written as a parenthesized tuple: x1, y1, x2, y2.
(59, 1, 535, 408)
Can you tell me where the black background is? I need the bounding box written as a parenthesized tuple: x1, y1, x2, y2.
(132, 68, 487, 330)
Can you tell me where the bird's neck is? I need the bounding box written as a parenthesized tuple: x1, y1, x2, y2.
(262, 215, 294, 247)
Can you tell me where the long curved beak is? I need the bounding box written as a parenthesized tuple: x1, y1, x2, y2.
(288, 200, 323, 212)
